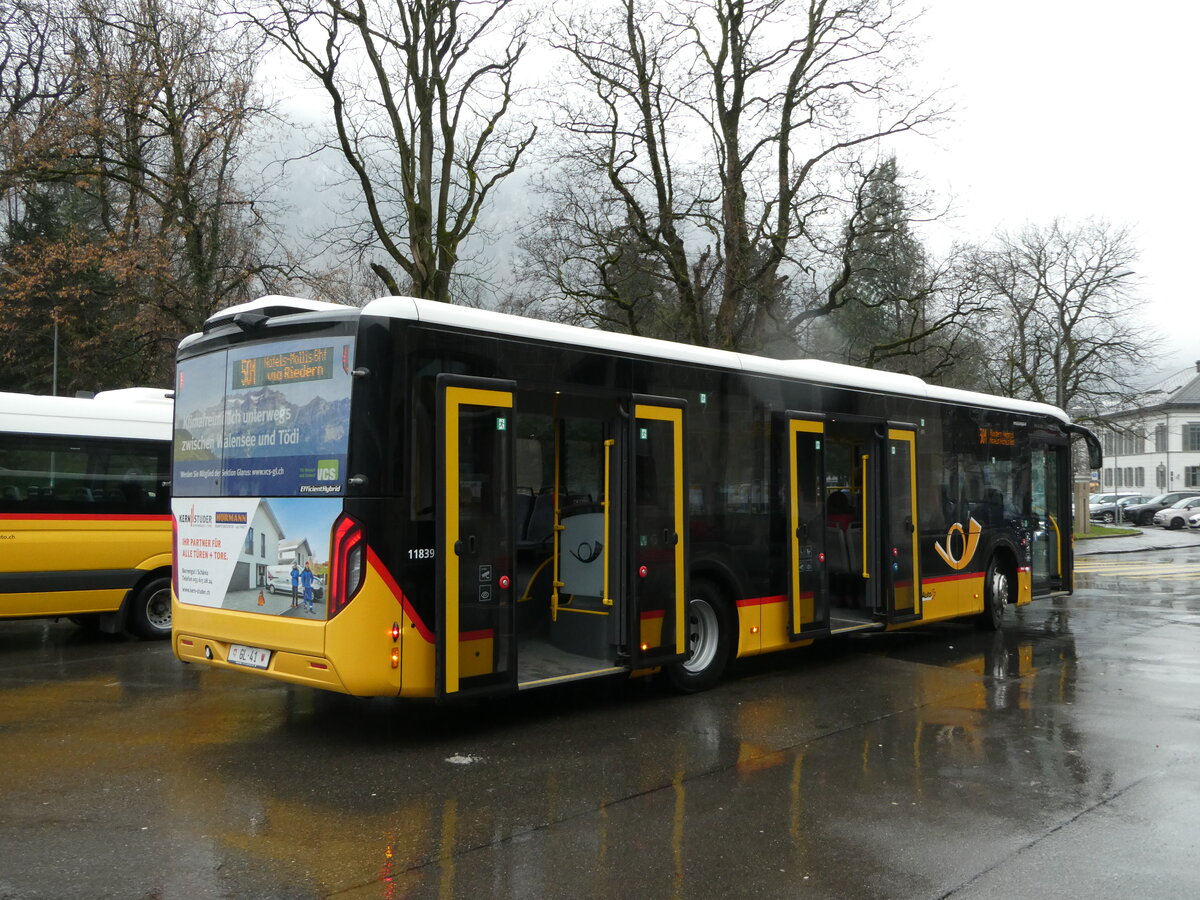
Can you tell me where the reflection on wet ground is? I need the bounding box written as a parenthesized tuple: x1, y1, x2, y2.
(1, 550, 1198, 898)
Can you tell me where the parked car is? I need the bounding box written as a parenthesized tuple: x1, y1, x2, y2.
(264, 564, 325, 599)
(1089, 494, 1151, 523)
(1188, 511, 1200, 530)
(1122, 492, 1200, 526)
(1088, 492, 1141, 507)
(1151, 496, 1200, 529)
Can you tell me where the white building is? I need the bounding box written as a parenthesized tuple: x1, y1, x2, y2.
(1094, 362, 1200, 493)
(277, 538, 313, 569)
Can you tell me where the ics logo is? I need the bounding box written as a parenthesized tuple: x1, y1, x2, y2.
(317, 459, 339, 482)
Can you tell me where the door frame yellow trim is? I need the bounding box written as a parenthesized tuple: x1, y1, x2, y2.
(442, 385, 513, 695)
(788, 418, 824, 633)
(887, 428, 921, 617)
(634, 403, 686, 656)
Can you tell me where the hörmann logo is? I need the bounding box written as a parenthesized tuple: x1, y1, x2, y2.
(215, 511, 248, 525)
(176, 504, 213, 525)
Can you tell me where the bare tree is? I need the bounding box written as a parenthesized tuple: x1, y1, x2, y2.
(0, 0, 82, 198)
(527, 0, 944, 352)
(67, 0, 283, 334)
(813, 156, 990, 386)
(1, 0, 285, 392)
(969, 219, 1149, 412)
(242, 0, 536, 301)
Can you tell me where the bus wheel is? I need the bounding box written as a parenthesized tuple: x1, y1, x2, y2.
(666, 581, 732, 693)
(976, 558, 1010, 631)
(128, 576, 172, 640)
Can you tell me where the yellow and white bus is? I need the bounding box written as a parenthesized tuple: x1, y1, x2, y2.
(0, 388, 174, 638)
(171, 296, 1101, 699)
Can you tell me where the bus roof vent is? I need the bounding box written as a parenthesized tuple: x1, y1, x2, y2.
(203, 295, 350, 333)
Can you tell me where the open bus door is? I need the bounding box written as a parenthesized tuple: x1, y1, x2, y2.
(807, 417, 920, 633)
(1030, 438, 1070, 593)
(628, 398, 688, 670)
(884, 428, 920, 622)
(436, 377, 518, 699)
(787, 414, 829, 637)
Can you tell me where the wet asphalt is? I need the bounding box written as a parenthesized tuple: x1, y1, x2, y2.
(0, 528, 1197, 898)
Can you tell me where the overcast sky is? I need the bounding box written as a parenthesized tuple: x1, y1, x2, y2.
(907, 0, 1197, 379)
(266, 1, 1196, 380)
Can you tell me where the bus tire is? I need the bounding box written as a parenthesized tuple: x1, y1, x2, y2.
(976, 557, 1010, 631)
(665, 581, 733, 693)
(127, 576, 172, 640)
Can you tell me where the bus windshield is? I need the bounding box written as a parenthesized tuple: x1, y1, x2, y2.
(173, 337, 355, 497)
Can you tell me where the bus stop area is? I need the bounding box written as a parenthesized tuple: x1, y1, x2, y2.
(1, 541, 1198, 899)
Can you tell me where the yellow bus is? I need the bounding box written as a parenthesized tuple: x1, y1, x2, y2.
(171, 296, 1101, 699)
(0, 388, 174, 638)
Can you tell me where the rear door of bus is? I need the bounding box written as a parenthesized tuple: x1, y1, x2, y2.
(436, 376, 518, 698)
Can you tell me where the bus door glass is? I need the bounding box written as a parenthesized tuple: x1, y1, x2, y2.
(630, 399, 687, 668)
(787, 415, 828, 637)
(823, 419, 882, 627)
(437, 378, 517, 698)
(885, 428, 920, 620)
(1030, 441, 1067, 592)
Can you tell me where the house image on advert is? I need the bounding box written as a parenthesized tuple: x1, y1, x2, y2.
(235, 501, 285, 591)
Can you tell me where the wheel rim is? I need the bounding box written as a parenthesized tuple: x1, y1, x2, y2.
(1102, 512, 1113, 523)
(991, 568, 1010, 613)
(681, 596, 719, 675)
(144, 587, 172, 631)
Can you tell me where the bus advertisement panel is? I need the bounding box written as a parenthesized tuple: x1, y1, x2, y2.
(172, 336, 353, 618)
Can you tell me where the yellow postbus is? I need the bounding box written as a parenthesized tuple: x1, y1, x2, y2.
(0, 388, 174, 638)
(171, 296, 1101, 699)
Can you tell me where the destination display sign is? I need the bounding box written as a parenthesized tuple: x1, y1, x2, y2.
(233, 347, 335, 389)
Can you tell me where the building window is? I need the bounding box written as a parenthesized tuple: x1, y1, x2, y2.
(1186, 425, 1200, 453)
(1136, 467, 1144, 487)
(244, 527, 254, 555)
(1155, 424, 1168, 452)
(1103, 468, 1112, 486)
(1186, 466, 1200, 488)
(1157, 466, 1167, 488)
(260, 533, 266, 558)
(1103, 431, 1114, 455)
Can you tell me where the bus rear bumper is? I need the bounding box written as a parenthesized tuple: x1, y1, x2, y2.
(175, 631, 354, 693)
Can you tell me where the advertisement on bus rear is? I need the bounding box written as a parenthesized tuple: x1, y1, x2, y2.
(174, 496, 342, 618)
(172, 337, 354, 498)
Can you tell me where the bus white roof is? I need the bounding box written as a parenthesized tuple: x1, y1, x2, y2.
(195, 295, 1071, 425)
(362, 297, 1071, 424)
(0, 388, 173, 441)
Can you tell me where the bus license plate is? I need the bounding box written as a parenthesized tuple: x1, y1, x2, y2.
(228, 644, 271, 669)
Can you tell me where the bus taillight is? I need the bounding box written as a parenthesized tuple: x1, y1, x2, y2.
(328, 514, 366, 619)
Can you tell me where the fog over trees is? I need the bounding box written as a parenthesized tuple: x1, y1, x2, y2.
(0, 0, 1152, 412)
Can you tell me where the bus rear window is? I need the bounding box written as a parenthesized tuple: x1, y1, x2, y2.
(173, 337, 354, 497)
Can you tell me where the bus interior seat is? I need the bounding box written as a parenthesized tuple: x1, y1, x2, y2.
(2, 485, 19, 501)
(824, 527, 850, 575)
(521, 491, 556, 547)
(846, 523, 863, 576)
(515, 490, 534, 539)
(73, 487, 94, 502)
